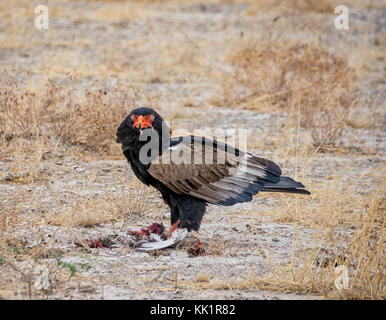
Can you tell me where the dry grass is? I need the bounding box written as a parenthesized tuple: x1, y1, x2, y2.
(224, 40, 357, 149)
(0, 75, 150, 158)
(250, 0, 336, 13)
(46, 180, 159, 228)
(258, 180, 384, 299)
(182, 181, 384, 299)
(195, 273, 211, 283)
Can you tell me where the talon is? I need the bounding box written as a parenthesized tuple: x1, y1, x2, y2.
(167, 219, 180, 238)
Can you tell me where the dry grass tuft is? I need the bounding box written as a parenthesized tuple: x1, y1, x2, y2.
(183, 185, 384, 299)
(45, 178, 159, 228)
(0, 76, 145, 156)
(267, 186, 384, 299)
(225, 41, 357, 149)
(250, 0, 335, 13)
(240, 172, 384, 299)
(195, 273, 211, 283)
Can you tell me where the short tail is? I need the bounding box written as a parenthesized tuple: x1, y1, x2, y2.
(261, 176, 311, 195)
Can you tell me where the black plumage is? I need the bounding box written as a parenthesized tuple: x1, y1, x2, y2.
(116, 107, 310, 233)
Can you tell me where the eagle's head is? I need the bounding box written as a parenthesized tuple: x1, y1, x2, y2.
(116, 107, 169, 152)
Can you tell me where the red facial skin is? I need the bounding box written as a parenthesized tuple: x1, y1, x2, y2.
(131, 114, 154, 129)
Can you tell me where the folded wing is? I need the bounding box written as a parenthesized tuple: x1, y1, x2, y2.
(147, 135, 285, 206)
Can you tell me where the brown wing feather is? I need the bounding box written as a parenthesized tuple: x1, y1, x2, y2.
(147, 136, 282, 206)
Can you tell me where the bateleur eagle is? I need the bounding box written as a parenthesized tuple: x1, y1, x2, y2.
(116, 107, 310, 237)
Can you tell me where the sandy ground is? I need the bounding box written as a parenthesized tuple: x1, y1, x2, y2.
(0, 157, 327, 300)
(0, 1, 384, 299)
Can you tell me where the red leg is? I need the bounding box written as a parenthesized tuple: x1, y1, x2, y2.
(167, 219, 180, 238)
